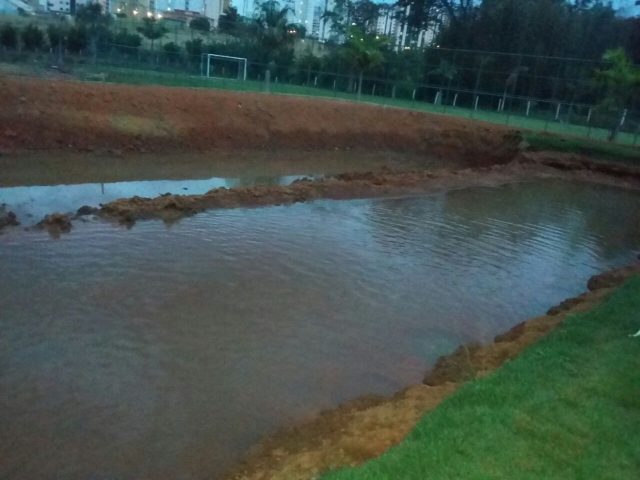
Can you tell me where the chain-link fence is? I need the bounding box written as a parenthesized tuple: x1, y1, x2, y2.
(1, 41, 639, 146)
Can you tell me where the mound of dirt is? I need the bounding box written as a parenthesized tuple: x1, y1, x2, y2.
(96, 165, 521, 225)
(36, 213, 72, 238)
(0, 203, 19, 231)
(0, 75, 520, 166)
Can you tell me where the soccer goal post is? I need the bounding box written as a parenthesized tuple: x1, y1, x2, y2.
(201, 53, 248, 81)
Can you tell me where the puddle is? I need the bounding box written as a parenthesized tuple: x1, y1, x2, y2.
(1, 180, 639, 479)
(0, 175, 312, 221)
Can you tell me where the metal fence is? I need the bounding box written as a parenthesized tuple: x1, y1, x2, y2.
(1, 42, 639, 146)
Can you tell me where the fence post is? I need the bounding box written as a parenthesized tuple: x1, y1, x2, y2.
(544, 105, 550, 132)
(620, 108, 628, 127)
(412, 88, 416, 107)
(474, 95, 479, 112)
(264, 69, 270, 93)
(526, 100, 531, 117)
(453, 93, 458, 107)
(332, 79, 337, 97)
(555, 103, 561, 121)
(372, 84, 376, 96)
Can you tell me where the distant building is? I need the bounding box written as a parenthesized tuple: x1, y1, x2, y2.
(92, 0, 226, 25)
(0, 0, 37, 14)
(43, 0, 109, 15)
(376, 5, 399, 37)
(310, 4, 321, 37)
(376, 4, 442, 51)
(46, 0, 74, 13)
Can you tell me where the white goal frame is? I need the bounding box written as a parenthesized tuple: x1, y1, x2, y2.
(201, 53, 247, 81)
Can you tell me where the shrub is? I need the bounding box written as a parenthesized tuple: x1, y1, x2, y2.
(0, 23, 18, 50)
(190, 17, 211, 33)
(21, 24, 45, 51)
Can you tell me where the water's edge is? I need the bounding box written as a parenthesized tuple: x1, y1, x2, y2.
(4, 151, 640, 237)
(225, 264, 640, 480)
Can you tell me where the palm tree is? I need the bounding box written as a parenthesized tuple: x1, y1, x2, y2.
(253, 0, 295, 63)
(343, 27, 386, 100)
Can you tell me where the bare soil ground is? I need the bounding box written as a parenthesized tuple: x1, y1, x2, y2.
(0, 75, 519, 165)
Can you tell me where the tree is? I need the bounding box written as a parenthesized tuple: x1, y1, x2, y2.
(185, 38, 204, 57)
(75, 3, 111, 62)
(252, 1, 296, 64)
(352, 0, 380, 34)
(0, 24, 18, 50)
(218, 6, 240, 35)
(21, 24, 45, 51)
(290, 24, 306, 39)
(47, 24, 68, 63)
(322, 0, 353, 39)
(596, 48, 640, 140)
(113, 29, 142, 54)
(162, 42, 181, 63)
(137, 17, 168, 53)
(190, 17, 211, 33)
(66, 26, 89, 54)
(343, 27, 386, 99)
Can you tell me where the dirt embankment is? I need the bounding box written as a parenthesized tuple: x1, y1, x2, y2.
(0, 75, 519, 165)
(225, 265, 640, 480)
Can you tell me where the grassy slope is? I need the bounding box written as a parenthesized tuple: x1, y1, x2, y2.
(525, 132, 640, 166)
(323, 277, 640, 480)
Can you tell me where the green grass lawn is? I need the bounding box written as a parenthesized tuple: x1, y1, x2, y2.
(77, 64, 640, 147)
(322, 276, 640, 480)
(524, 132, 640, 165)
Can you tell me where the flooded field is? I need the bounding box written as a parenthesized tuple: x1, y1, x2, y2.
(1, 180, 640, 479)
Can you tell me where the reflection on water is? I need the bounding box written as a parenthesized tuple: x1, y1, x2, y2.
(0, 175, 311, 220)
(1, 180, 639, 480)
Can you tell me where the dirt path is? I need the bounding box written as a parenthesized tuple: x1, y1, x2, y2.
(224, 265, 640, 480)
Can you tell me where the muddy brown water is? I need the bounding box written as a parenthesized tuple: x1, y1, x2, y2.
(1, 180, 640, 480)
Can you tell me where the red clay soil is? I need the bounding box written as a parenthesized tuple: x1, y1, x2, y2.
(226, 265, 640, 480)
(0, 75, 519, 165)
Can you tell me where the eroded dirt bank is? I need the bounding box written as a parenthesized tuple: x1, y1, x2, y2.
(0, 75, 519, 165)
(225, 264, 640, 480)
